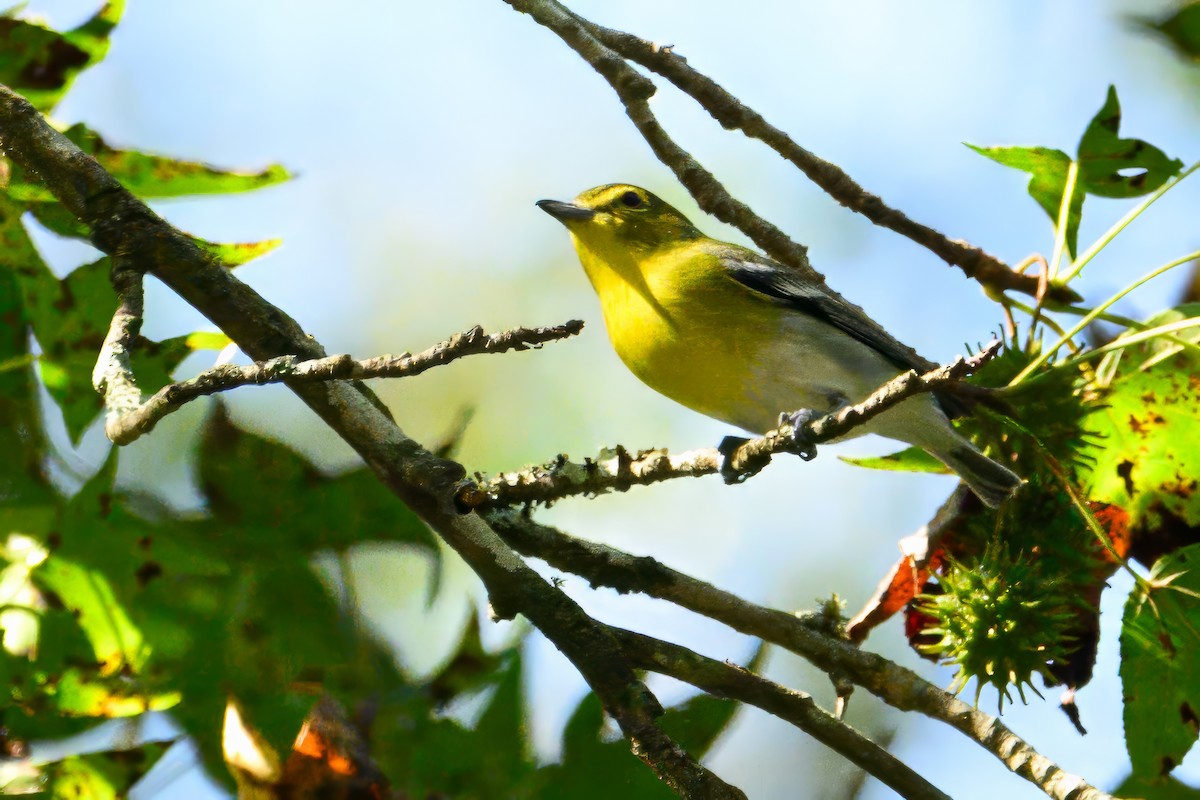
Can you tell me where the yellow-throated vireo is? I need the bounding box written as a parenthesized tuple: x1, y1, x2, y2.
(538, 183, 1021, 508)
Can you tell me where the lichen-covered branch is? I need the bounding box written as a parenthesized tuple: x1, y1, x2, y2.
(461, 342, 1001, 510)
(488, 511, 1114, 800)
(101, 321, 583, 445)
(0, 84, 741, 799)
(612, 628, 952, 800)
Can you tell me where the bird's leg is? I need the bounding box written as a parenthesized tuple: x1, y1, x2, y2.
(780, 409, 820, 461)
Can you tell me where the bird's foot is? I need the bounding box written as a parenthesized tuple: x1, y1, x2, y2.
(780, 409, 819, 461)
(718, 435, 752, 484)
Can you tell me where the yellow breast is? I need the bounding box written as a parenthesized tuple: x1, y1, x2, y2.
(572, 236, 785, 431)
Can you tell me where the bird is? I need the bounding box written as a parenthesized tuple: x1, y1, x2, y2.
(536, 183, 1021, 508)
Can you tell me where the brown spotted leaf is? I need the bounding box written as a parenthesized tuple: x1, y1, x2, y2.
(1082, 305, 1200, 535)
(0, 2, 123, 112)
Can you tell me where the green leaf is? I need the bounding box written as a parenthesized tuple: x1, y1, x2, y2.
(20, 255, 225, 443)
(1077, 86, 1184, 198)
(472, 652, 533, 788)
(36, 556, 148, 672)
(48, 754, 119, 800)
(47, 745, 167, 800)
(6, 123, 290, 202)
(197, 405, 437, 556)
(0, 206, 55, 505)
(27, 201, 91, 239)
(426, 613, 507, 704)
(1135, 2, 1200, 62)
(193, 236, 283, 268)
(129, 331, 230, 396)
(29, 202, 282, 270)
(965, 144, 1083, 256)
(1120, 543, 1200, 779)
(657, 645, 756, 758)
(1081, 305, 1200, 531)
(1111, 772, 1200, 799)
(659, 692, 739, 759)
(0, 1, 123, 113)
(537, 693, 674, 800)
(840, 445, 952, 474)
(35, 456, 149, 674)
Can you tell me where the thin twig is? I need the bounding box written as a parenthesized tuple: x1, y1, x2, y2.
(101, 321, 584, 445)
(504, 0, 818, 279)
(612, 628, 951, 800)
(91, 263, 146, 418)
(584, 22, 1077, 303)
(488, 511, 1115, 800)
(0, 84, 741, 799)
(507, 0, 1079, 303)
(460, 342, 1001, 510)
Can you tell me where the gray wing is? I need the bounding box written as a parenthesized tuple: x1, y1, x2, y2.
(720, 250, 937, 373)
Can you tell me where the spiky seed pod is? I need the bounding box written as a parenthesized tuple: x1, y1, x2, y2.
(916, 541, 1078, 709)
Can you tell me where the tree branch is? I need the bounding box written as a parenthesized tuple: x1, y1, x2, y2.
(503, 0, 818, 279)
(612, 627, 952, 800)
(460, 342, 1001, 510)
(503, 0, 1080, 303)
(98, 321, 583, 445)
(91, 261, 145, 420)
(0, 85, 741, 799)
(488, 511, 1115, 800)
(583, 21, 1080, 304)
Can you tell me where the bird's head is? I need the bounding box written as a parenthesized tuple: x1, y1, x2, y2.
(537, 184, 703, 255)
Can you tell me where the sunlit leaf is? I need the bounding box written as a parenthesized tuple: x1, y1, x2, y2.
(194, 236, 283, 268)
(1077, 86, 1184, 198)
(1120, 543, 1200, 779)
(1082, 305, 1200, 531)
(47, 744, 166, 800)
(6, 123, 290, 202)
(0, 1, 123, 112)
(967, 87, 1181, 257)
(48, 754, 118, 800)
(36, 554, 148, 673)
(965, 144, 1083, 257)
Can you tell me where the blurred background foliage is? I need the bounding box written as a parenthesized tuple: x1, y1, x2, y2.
(0, 0, 1198, 797)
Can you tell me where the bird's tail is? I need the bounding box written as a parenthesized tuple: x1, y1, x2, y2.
(934, 444, 1022, 508)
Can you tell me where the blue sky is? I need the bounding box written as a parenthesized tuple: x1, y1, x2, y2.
(23, 1, 1200, 797)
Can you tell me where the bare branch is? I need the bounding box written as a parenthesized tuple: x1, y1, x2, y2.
(91, 263, 145, 419)
(503, 0, 1080, 303)
(461, 342, 1001, 510)
(102, 321, 583, 445)
(612, 627, 952, 800)
(0, 84, 739, 798)
(503, 0, 818, 279)
(583, 22, 1080, 304)
(488, 511, 1115, 800)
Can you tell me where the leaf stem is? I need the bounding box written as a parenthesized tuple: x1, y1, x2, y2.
(1010, 250, 1200, 385)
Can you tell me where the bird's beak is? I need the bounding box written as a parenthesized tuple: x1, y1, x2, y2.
(536, 199, 596, 222)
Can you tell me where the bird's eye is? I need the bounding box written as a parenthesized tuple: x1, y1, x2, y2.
(619, 190, 643, 208)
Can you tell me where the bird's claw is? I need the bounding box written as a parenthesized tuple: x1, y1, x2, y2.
(718, 435, 752, 484)
(780, 409, 819, 461)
